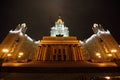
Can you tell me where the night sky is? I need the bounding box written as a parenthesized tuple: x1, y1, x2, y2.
(0, 0, 120, 43)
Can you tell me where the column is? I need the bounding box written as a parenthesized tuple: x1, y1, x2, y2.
(72, 45, 76, 61)
(78, 46, 84, 60)
(43, 45, 47, 61)
(37, 46, 42, 60)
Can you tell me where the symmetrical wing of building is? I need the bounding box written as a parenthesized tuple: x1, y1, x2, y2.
(0, 17, 120, 63)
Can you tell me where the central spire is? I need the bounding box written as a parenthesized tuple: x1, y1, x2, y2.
(50, 17, 69, 37)
(57, 16, 63, 23)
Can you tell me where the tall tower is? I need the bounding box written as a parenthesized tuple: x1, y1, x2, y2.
(82, 23, 120, 61)
(50, 17, 69, 37)
(0, 23, 36, 60)
(34, 17, 83, 61)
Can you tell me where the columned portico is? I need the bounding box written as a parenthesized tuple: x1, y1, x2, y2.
(34, 36, 83, 61)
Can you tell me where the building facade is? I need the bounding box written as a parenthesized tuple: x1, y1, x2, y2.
(0, 23, 37, 61)
(34, 36, 83, 61)
(50, 17, 69, 37)
(34, 18, 83, 61)
(0, 18, 120, 62)
(82, 24, 120, 62)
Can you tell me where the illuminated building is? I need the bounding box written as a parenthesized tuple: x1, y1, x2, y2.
(0, 18, 120, 62)
(34, 36, 83, 61)
(0, 23, 37, 61)
(34, 18, 83, 61)
(82, 23, 120, 62)
(50, 17, 69, 37)
(0, 17, 120, 80)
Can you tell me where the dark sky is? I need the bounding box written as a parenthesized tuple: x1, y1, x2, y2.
(0, 0, 120, 43)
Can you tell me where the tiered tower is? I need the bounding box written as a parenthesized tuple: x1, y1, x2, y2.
(0, 23, 37, 60)
(34, 17, 83, 61)
(82, 23, 120, 62)
(50, 17, 69, 37)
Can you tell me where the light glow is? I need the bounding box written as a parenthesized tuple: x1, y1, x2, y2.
(18, 55, 21, 58)
(9, 30, 21, 33)
(21, 23, 26, 28)
(19, 32, 23, 36)
(57, 18, 63, 23)
(111, 49, 117, 53)
(104, 76, 111, 80)
(93, 23, 98, 28)
(7, 53, 12, 57)
(18, 52, 24, 58)
(25, 34, 33, 42)
(96, 53, 101, 56)
(34, 40, 40, 44)
(96, 53, 101, 58)
(50, 17, 69, 37)
(107, 54, 112, 57)
(97, 30, 110, 35)
(98, 56, 101, 58)
(2, 49, 9, 53)
(85, 34, 96, 43)
(19, 52, 24, 56)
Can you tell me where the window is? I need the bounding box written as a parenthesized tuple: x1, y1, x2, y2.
(99, 38, 103, 42)
(54, 49, 56, 53)
(15, 37, 20, 42)
(63, 49, 65, 54)
(58, 49, 61, 53)
(53, 54, 56, 61)
(58, 54, 62, 61)
(63, 54, 66, 61)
